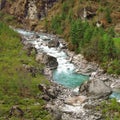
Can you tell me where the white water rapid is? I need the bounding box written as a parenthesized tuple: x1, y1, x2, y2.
(16, 29, 88, 88)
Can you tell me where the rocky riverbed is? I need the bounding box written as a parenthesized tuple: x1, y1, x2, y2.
(17, 29, 120, 120)
(43, 53, 120, 120)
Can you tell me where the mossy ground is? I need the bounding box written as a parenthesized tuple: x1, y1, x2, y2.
(0, 22, 51, 120)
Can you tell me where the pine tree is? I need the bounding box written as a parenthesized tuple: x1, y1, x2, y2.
(103, 34, 116, 60)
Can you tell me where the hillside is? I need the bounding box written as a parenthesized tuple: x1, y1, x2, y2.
(0, 0, 120, 119)
(0, 22, 52, 119)
(34, 0, 120, 75)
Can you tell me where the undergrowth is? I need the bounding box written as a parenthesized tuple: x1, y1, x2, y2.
(0, 22, 51, 120)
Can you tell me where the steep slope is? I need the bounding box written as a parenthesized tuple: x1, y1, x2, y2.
(36, 0, 120, 75)
(0, 1, 120, 119)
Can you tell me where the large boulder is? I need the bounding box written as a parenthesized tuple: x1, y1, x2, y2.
(38, 84, 60, 100)
(79, 79, 112, 98)
(48, 39, 60, 48)
(8, 0, 58, 21)
(65, 96, 87, 106)
(36, 53, 58, 69)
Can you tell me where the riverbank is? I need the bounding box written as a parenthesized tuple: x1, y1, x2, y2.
(44, 49, 120, 120)
(0, 23, 52, 120)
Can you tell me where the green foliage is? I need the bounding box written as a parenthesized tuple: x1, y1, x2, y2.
(69, 19, 120, 74)
(70, 20, 89, 52)
(79, 0, 83, 3)
(107, 27, 115, 37)
(83, 25, 94, 44)
(50, 0, 75, 34)
(103, 34, 117, 60)
(107, 60, 120, 75)
(51, 15, 63, 34)
(114, 39, 120, 60)
(105, 8, 112, 23)
(99, 99, 120, 120)
(62, 2, 69, 14)
(0, 11, 22, 28)
(67, 9, 74, 23)
(0, 22, 51, 119)
(48, 0, 120, 75)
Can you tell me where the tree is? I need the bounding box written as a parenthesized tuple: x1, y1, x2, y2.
(103, 34, 117, 60)
(83, 25, 93, 45)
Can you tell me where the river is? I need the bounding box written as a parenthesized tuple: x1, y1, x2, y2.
(16, 29, 120, 102)
(16, 29, 88, 88)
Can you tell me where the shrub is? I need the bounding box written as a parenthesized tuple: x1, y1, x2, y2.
(105, 8, 112, 23)
(99, 99, 120, 119)
(51, 15, 63, 34)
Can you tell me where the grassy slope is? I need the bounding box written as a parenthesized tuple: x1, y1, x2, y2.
(0, 22, 51, 120)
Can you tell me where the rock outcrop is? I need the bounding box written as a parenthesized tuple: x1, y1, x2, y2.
(26, 0, 38, 20)
(9, 0, 27, 22)
(36, 53, 58, 69)
(4, 0, 58, 22)
(79, 79, 112, 98)
(65, 95, 87, 106)
(38, 83, 61, 100)
(48, 39, 60, 48)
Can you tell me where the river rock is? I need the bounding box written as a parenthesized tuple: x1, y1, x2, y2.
(48, 39, 60, 48)
(23, 42, 37, 56)
(36, 53, 44, 63)
(42, 94, 51, 101)
(65, 96, 87, 106)
(38, 83, 60, 100)
(38, 84, 46, 92)
(72, 87, 80, 96)
(45, 55, 58, 69)
(36, 53, 58, 69)
(70, 54, 98, 75)
(79, 79, 112, 98)
(22, 64, 40, 77)
(9, 106, 24, 117)
(44, 67, 53, 79)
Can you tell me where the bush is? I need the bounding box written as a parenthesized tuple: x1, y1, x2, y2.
(51, 15, 63, 34)
(105, 8, 112, 23)
(99, 99, 120, 119)
(107, 60, 120, 75)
